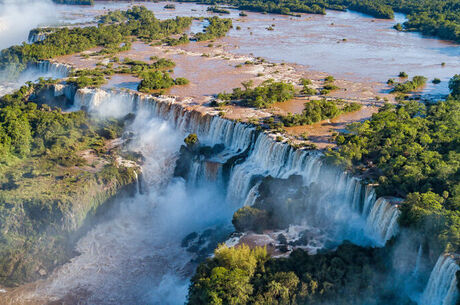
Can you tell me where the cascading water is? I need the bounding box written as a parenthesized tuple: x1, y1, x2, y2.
(0, 60, 70, 97)
(27, 60, 70, 79)
(28, 31, 47, 44)
(5, 85, 452, 305)
(420, 254, 459, 305)
(58, 87, 401, 246)
(365, 197, 401, 245)
(16, 99, 234, 305)
(11, 86, 414, 304)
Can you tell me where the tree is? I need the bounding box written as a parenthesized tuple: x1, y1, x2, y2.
(449, 74, 460, 98)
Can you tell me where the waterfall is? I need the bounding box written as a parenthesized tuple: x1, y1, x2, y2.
(365, 197, 401, 245)
(133, 172, 143, 195)
(50, 86, 402, 246)
(243, 181, 261, 206)
(411, 244, 423, 280)
(0, 60, 71, 97)
(420, 254, 459, 305)
(27, 60, 70, 79)
(28, 32, 47, 43)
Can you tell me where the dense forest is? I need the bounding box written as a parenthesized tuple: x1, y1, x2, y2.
(177, 0, 460, 42)
(0, 83, 138, 285)
(326, 75, 460, 254)
(186, 76, 459, 305)
(187, 242, 415, 305)
(281, 99, 361, 126)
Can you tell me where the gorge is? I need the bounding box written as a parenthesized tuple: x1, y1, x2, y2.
(0, 83, 453, 304)
(0, 1, 459, 304)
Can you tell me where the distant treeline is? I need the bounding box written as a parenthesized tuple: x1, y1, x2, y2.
(53, 0, 94, 4)
(177, 0, 460, 42)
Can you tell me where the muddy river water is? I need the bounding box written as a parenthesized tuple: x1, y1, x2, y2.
(47, 1, 460, 96)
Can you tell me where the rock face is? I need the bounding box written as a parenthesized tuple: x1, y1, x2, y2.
(0, 86, 139, 286)
(17, 86, 458, 303)
(0, 162, 139, 287)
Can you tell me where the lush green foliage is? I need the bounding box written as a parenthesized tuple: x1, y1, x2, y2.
(281, 99, 361, 126)
(194, 17, 233, 41)
(218, 79, 295, 108)
(326, 86, 460, 251)
(207, 6, 231, 14)
(162, 33, 190, 46)
(137, 70, 189, 92)
(233, 206, 270, 233)
(0, 85, 137, 285)
(391, 75, 427, 93)
(138, 71, 175, 92)
(188, 242, 414, 305)
(67, 68, 111, 89)
(449, 74, 460, 98)
(0, 6, 192, 77)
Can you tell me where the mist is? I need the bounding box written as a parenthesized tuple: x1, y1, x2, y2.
(0, 0, 56, 50)
(21, 106, 233, 305)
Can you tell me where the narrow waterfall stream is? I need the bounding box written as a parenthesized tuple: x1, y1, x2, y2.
(420, 254, 459, 305)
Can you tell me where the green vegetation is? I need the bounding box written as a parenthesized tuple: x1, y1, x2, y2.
(233, 206, 270, 233)
(391, 75, 427, 93)
(326, 77, 460, 252)
(162, 34, 190, 46)
(194, 17, 233, 41)
(0, 7, 192, 78)
(449, 74, 460, 97)
(184, 133, 199, 147)
(67, 68, 111, 89)
(0, 84, 137, 285)
(63, 57, 180, 90)
(188, 242, 414, 305)
(281, 99, 362, 126)
(182, 0, 460, 42)
(138, 70, 189, 92)
(217, 79, 295, 108)
(319, 75, 339, 94)
(207, 6, 231, 14)
(123, 57, 176, 73)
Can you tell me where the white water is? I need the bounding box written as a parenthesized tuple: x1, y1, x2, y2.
(365, 197, 401, 245)
(0, 61, 70, 97)
(68, 87, 401, 246)
(5, 86, 455, 304)
(420, 254, 459, 305)
(23, 104, 233, 304)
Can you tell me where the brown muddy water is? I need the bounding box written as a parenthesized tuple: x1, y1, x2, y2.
(47, 1, 460, 96)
